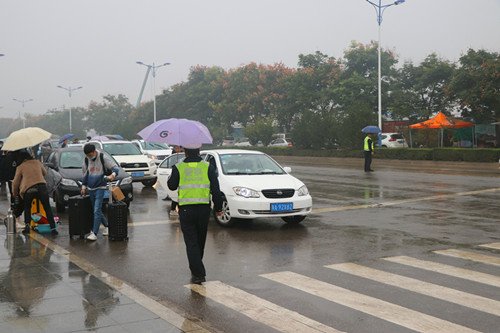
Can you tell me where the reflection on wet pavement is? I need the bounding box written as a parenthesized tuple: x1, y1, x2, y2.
(0, 231, 183, 333)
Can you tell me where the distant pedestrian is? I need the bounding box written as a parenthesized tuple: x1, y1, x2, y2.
(0, 141, 6, 188)
(81, 144, 119, 241)
(74, 138, 79, 144)
(364, 133, 374, 172)
(12, 151, 58, 235)
(167, 145, 222, 284)
(61, 140, 68, 148)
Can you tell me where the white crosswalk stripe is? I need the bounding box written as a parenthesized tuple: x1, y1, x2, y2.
(479, 242, 500, 250)
(186, 245, 499, 333)
(325, 262, 500, 316)
(434, 249, 500, 267)
(383, 256, 500, 288)
(186, 281, 343, 333)
(261, 271, 480, 333)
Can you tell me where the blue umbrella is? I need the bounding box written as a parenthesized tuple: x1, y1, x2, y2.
(361, 126, 381, 134)
(59, 133, 75, 143)
(138, 118, 212, 148)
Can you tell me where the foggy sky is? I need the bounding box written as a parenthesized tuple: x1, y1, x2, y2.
(1, 0, 499, 119)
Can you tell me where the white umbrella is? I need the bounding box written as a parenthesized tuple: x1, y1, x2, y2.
(1, 127, 52, 151)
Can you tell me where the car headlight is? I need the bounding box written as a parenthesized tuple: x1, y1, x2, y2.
(60, 178, 79, 187)
(297, 185, 309, 196)
(148, 154, 156, 160)
(119, 177, 133, 185)
(233, 187, 260, 198)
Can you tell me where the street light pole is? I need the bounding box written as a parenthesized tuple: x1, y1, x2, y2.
(57, 85, 83, 132)
(365, 0, 405, 146)
(12, 98, 33, 128)
(136, 61, 171, 123)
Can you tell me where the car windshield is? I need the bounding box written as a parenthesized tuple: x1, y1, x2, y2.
(142, 142, 170, 150)
(59, 151, 85, 168)
(59, 150, 119, 169)
(159, 153, 185, 168)
(219, 153, 285, 175)
(103, 142, 141, 155)
(391, 134, 404, 139)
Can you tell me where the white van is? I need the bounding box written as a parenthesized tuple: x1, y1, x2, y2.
(88, 140, 157, 186)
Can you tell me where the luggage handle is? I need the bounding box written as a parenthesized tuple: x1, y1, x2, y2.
(104, 176, 113, 204)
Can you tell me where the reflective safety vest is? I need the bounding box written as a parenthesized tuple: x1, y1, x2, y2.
(177, 161, 210, 206)
(364, 136, 374, 151)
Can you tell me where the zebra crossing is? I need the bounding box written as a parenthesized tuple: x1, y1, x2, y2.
(186, 243, 500, 333)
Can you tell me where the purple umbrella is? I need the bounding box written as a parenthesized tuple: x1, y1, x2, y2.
(91, 136, 110, 141)
(138, 118, 212, 148)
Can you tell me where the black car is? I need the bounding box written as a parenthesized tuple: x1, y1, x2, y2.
(45, 147, 133, 212)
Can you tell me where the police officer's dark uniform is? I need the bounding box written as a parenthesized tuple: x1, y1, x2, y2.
(364, 134, 374, 172)
(167, 147, 222, 284)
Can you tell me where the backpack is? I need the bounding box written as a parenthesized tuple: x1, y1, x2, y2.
(85, 152, 112, 176)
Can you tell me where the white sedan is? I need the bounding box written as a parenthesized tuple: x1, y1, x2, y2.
(157, 150, 312, 226)
(156, 153, 186, 202)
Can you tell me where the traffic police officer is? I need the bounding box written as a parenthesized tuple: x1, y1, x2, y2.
(364, 133, 374, 172)
(167, 145, 222, 284)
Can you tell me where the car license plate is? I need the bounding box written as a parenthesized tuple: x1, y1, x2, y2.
(104, 190, 110, 198)
(131, 172, 144, 178)
(271, 202, 293, 212)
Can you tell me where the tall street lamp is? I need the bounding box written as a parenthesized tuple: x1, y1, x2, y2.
(57, 85, 83, 132)
(136, 61, 171, 123)
(13, 98, 33, 128)
(365, 0, 405, 146)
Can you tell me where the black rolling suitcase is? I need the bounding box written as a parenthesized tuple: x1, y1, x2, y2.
(107, 183, 128, 241)
(68, 195, 93, 239)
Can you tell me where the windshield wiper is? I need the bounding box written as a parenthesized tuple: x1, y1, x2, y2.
(256, 171, 281, 174)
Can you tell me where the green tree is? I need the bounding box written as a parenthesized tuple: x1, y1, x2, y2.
(391, 53, 455, 122)
(243, 117, 275, 145)
(86, 95, 134, 136)
(449, 48, 500, 124)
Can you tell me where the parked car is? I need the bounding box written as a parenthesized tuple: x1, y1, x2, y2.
(208, 149, 313, 226)
(156, 153, 186, 201)
(221, 136, 235, 146)
(268, 138, 292, 147)
(234, 137, 252, 147)
(380, 133, 408, 148)
(88, 140, 157, 186)
(131, 139, 173, 165)
(44, 147, 133, 211)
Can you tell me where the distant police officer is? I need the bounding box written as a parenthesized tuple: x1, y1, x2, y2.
(167, 145, 222, 284)
(364, 133, 375, 172)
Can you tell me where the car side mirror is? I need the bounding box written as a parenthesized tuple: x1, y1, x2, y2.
(283, 167, 292, 173)
(120, 162, 127, 168)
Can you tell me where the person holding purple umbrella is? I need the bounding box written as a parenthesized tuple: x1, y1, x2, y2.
(167, 143, 222, 284)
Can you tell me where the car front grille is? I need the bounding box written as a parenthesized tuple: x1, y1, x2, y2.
(262, 188, 295, 198)
(123, 162, 148, 168)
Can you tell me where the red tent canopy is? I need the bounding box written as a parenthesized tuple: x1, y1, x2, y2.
(410, 112, 473, 129)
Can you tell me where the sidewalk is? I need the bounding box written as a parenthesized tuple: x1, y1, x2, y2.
(0, 225, 185, 333)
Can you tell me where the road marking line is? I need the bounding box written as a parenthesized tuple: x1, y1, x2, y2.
(261, 271, 480, 333)
(311, 187, 500, 214)
(434, 249, 500, 267)
(29, 233, 208, 333)
(326, 263, 500, 316)
(479, 243, 500, 250)
(127, 220, 178, 226)
(186, 281, 342, 333)
(383, 256, 500, 288)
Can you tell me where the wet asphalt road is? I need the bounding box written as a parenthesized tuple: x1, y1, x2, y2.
(4, 157, 500, 332)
